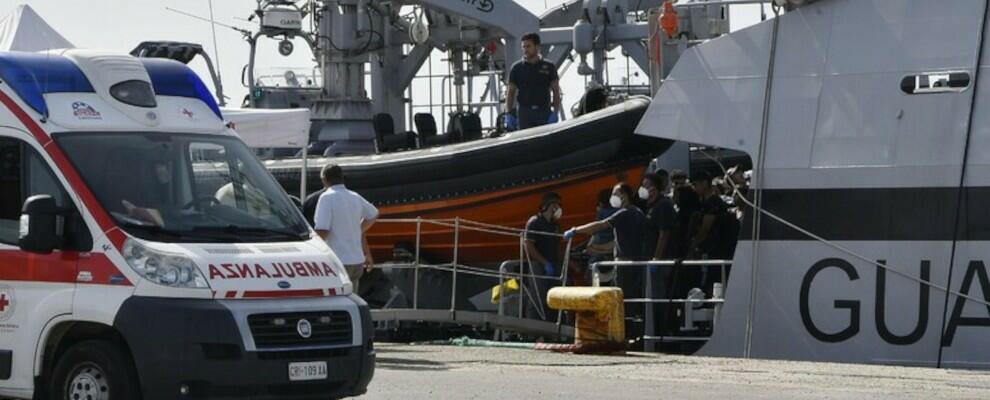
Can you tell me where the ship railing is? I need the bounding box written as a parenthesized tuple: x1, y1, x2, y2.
(590, 259, 732, 351)
(373, 217, 575, 338)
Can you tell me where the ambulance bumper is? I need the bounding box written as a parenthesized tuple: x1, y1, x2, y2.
(114, 294, 375, 399)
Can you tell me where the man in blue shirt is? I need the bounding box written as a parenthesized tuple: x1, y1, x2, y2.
(504, 33, 563, 130)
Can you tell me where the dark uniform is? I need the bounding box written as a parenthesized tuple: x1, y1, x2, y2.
(603, 207, 649, 346)
(687, 193, 732, 293)
(643, 197, 679, 335)
(524, 214, 561, 320)
(509, 58, 558, 129)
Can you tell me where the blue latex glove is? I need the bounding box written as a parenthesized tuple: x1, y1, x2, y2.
(544, 262, 557, 277)
(504, 114, 518, 131)
(563, 228, 577, 240)
(547, 111, 559, 124)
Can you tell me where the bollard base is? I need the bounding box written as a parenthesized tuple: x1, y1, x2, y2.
(547, 287, 626, 354)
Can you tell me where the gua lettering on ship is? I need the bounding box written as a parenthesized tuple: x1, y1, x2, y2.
(208, 261, 339, 280)
(800, 257, 990, 347)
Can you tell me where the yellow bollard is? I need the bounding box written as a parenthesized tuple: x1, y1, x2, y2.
(546, 287, 625, 354)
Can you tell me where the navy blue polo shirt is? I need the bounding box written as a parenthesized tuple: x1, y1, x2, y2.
(525, 214, 561, 269)
(509, 58, 558, 110)
(605, 207, 648, 261)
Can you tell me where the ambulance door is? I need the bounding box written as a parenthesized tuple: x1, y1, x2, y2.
(0, 131, 89, 389)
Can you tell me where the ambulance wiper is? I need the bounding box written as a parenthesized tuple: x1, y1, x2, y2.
(192, 225, 308, 241)
(119, 223, 190, 240)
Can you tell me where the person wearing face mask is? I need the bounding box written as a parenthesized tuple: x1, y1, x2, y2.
(524, 192, 564, 319)
(638, 171, 680, 337)
(564, 183, 648, 342)
(564, 183, 647, 261)
(639, 172, 678, 259)
(525, 192, 564, 276)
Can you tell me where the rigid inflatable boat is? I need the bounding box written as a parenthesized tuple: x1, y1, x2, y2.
(266, 96, 669, 263)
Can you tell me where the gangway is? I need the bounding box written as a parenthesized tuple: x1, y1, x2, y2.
(364, 218, 732, 345)
(366, 218, 578, 340)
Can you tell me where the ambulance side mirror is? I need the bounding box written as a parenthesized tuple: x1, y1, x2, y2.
(19, 195, 58, 254)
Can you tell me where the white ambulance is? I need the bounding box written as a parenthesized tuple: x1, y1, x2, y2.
(0, 50, 374, 399)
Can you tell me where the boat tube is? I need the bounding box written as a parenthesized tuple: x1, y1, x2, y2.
(266, 96, 670, 263)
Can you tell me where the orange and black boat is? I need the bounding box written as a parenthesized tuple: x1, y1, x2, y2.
(267, 96, 669, 264)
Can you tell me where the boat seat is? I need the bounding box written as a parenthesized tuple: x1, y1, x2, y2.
(414, 113, 448, 148)
(447, 111, 483, 143)
(372, 113, 417, 153)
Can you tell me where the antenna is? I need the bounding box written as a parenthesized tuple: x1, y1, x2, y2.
(164, 7, 252, 36)
(207, 0, 225, 106)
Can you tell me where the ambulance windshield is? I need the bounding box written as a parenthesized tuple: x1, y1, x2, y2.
(55, 132, 310, 243)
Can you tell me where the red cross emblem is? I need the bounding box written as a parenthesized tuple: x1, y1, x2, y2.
(0, 294, 8, 312)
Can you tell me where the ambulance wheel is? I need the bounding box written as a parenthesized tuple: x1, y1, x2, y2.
(49, 340, 140, 400)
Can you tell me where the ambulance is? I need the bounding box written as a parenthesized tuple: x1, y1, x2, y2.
(0, 50, 374, 399)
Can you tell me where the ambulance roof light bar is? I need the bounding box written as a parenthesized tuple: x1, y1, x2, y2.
(0, 51, 95, 116)
(139, 58, 223, 119)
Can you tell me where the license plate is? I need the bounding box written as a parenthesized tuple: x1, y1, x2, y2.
(288, 361, 328, 381)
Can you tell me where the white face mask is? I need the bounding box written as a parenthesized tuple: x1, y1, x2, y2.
(553, 207, 563, 220)
(638, 187, 651, 200)
(609, 195, 623, 208)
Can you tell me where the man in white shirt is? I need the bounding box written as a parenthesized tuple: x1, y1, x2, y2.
(313, 164, 379, 293)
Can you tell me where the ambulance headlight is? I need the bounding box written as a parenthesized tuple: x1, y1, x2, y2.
(123, 239, 209, 288)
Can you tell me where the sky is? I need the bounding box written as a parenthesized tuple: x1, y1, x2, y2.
(1, 0, 767, 126)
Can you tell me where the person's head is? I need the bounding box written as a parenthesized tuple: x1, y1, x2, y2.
(611, 182, 635, 209)
(691, 171, 713, 196)
(671, 169, 688, 188)
(152, 160, 171, 185)
(521, 33, 541, 60)
(596, 188, 613, 211)
(321, 163, 344, 187)
(639, 172, 668, 203)
(539, 192, 563, 221)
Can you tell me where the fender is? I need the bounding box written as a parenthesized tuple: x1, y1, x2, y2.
(32, 313, 73, 378)
(3, 284, 73, 388)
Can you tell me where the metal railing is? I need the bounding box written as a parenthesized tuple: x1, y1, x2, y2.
(371, 217, 575, 338)
(591, 259, 732, 351)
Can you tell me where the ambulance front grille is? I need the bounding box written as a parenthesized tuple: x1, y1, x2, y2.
(247, 311, 352, 349)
